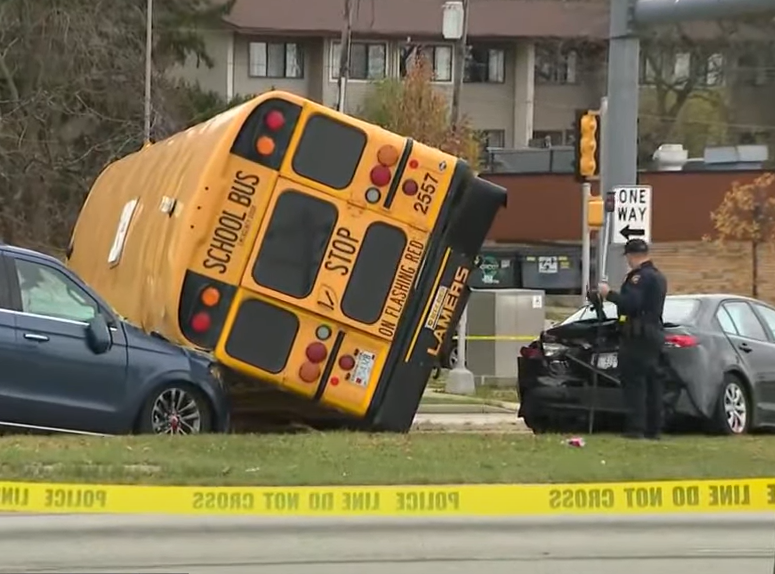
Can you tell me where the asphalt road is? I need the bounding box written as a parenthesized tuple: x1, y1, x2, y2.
(0, 514, 773, 573)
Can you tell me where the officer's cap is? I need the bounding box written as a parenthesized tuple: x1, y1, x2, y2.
(624, 238, 649, 254)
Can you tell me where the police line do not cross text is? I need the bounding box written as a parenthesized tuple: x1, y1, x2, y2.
(612, 185, 652, 245)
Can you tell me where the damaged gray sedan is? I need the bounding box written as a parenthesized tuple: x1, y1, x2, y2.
(517, 294, 775, 435)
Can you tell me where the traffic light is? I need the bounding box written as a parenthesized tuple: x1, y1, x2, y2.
(587, 195, 604, 229)
(574, 109, 600, 181)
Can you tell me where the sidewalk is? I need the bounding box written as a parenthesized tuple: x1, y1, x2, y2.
(417, 389, 519, 414)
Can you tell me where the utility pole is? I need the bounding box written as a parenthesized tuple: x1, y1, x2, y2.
(449, 0, 469, 127)
(335, 0, 353, 113)
(143, 0, 153, 145)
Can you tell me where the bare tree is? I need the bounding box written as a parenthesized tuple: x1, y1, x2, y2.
(0, 0, 234, 251)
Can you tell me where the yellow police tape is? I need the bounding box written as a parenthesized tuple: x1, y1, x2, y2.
(1, 478, 774, 515)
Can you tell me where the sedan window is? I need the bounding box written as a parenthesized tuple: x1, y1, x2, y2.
(15, 259, 98, 323)
(715, 307, 738, 335)
(753, 304, 775, 339)
(722, 301, 768, 341)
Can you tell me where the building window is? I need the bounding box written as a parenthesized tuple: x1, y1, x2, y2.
(641, 50, 724, 87)
(331, 42, 387, 81)
(640, 51, 671, 85)
(534, 46, 577, 85)
(248, 42, 304, 78)
(737, 54, 766, 86)
(481, 130, 506, 149)
(532, 130, 564, 148)
(399, 44, 453, 82)
(465, 46, 505, 83)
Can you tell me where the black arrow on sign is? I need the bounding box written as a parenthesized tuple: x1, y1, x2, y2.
(620, 225, 645, 240)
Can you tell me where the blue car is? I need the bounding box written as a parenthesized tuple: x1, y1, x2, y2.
(0, 244, 230, 435)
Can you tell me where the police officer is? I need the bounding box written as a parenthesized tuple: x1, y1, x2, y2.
(598, 239, 667, 440)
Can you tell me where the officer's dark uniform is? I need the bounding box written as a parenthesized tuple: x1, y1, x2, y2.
(605, 239, 668, 439)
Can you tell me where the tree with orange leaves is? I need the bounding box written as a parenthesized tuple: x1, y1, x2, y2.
(710, 172, 775, 298)
(359, 56, 482, 170)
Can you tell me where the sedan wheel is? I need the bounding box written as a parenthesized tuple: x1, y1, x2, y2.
(716, 377, 750, 435)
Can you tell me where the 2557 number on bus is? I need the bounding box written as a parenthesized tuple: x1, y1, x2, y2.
(413, 173, 439, 215)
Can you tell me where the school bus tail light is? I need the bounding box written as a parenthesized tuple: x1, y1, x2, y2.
(377, 145, 399, 167)
(264, 110, 285, 131)
(402, 179, 418, 196)
(305, 341, 328, 363)
(370, 165, 392, 187)
(178, 271, 236, 350)
(190, 312, 212, 334)
(338, 354, 355, 370)
(299, 361, 321, 383)
(200, 286, 221, 307)
(256, 136, 275, 156)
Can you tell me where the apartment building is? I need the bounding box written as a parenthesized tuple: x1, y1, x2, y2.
(178, 0, 775, 150)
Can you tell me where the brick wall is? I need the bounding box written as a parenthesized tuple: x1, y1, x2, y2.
(652, 241, 775, 303)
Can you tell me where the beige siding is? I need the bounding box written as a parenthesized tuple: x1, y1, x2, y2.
(172, 30, 231, 95)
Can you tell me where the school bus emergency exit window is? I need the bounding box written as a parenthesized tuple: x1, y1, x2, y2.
(292, 114, 367, 190)
(252, 190, 338, 299)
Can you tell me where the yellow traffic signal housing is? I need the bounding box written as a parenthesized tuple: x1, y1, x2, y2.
(574, 109, 601, 181)
(587, 195, 604, 229)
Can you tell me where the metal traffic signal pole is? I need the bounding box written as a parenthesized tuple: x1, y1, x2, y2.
(601, 0, 775, 289)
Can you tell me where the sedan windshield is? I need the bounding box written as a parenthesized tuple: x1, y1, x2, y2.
(560, 297, 700, 325)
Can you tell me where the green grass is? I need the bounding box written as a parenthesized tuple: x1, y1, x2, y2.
(0, 434, 773, 486)
(473, 386, 518, 403)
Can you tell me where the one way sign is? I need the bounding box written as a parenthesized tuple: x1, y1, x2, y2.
(612, 185, 652, 245)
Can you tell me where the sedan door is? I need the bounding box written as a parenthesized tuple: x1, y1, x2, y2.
(716, 300, 775, 423)
(2, 255, 128, 433)
(748, 303, 775, 417)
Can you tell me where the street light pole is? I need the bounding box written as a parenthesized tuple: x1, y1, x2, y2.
(143, 0, 153, 145)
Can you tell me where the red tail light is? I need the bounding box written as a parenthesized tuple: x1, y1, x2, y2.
(305, 342, 328, 363)
(264, 110, 285, 131)
(190, 312, 211, 333)
(370, 166, 392, 187)
(402, 179, 418, 196)
(664, 334, 698, 348)
(520, 345, 542, 359)
(338, 355, 355, 370)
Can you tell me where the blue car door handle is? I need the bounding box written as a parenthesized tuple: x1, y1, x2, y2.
(23, 333, 49, 342)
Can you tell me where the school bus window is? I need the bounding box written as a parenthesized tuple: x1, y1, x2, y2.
(291, 114, 367, 190)
(252, 191, 337, 299)
(224, 299, 299, 373)
(341, 223, 407, 325)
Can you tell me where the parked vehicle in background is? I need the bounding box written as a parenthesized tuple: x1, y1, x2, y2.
(68, 90, 506, 432)
(0, 245, 229, 436)
(517, 294, 775, 435)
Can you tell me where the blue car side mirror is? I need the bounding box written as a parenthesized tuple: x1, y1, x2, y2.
(86, 314, 112, 354)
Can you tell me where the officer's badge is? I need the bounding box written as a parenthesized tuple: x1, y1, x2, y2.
(631, 274, 640, 284)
